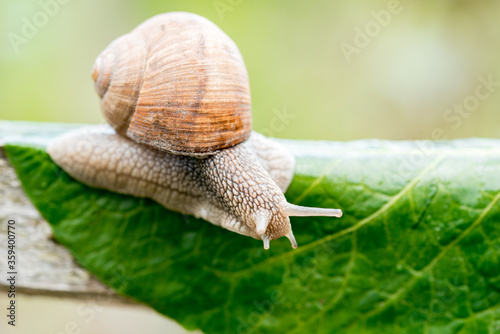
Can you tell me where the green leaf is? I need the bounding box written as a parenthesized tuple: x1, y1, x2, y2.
(4, 124, 500, 334)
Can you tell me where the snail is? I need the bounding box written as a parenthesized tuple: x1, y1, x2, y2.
(47, 12, 342, 250)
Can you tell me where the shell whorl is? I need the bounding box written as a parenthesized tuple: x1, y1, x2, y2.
(92, 33, 147, 135)
(91, 12, 252, 156)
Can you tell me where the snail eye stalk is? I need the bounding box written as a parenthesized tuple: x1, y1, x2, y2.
(285, 204, 343, 218)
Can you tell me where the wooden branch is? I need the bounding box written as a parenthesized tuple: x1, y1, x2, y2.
(0, 121, 131, 303)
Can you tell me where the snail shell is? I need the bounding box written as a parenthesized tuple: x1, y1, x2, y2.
(92, 12, 252, 156)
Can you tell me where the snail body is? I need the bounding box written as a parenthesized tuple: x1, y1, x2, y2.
(48, 12, 342, 249)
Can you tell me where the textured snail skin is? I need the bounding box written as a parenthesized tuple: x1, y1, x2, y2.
(47, 126, 297, 243)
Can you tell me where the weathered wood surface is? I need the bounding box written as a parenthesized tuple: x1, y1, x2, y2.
(0, 121, 130, 302)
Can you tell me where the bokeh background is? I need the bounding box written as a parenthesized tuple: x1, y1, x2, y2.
(1, 0, 500, 333)
(3, 0, 500, 141)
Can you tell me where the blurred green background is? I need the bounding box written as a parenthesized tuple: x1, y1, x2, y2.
(2, 0, 500, 333)
(2, 0, 500, 142)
